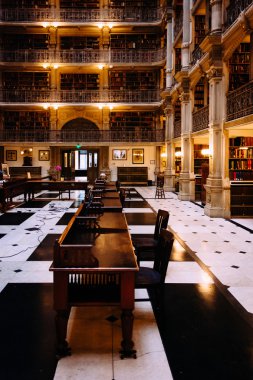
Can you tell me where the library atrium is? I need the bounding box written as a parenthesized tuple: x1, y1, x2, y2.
(0, 1, 253, 379)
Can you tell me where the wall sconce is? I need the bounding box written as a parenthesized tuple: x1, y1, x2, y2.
(161, 152, 167, 158)
(175, 151, 182, 158)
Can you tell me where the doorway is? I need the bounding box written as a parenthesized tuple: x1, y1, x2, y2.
(61, 149, 99, 183)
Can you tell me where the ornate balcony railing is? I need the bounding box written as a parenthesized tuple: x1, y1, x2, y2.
(174, 119, 181, 138)
(0, 7, 165, 23)
(225, 0, 252, 29)
(191, 46, 204, 66)
(1, 89, 162, 104)
(0, 48, 166, 65)
(0, 129, 165, 143)
(192, 106, 209, 132)
(227, 81, 253, 121)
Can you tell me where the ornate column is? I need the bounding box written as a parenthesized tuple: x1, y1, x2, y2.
(204, 67, 226, 217)
(99, 146, 111, 181)
(210, 0, 222, 34)
(163, 100, 175, 191)
(181, 0, 190, 70)
(166, 14, 173, 88)
(178, 82, 195, 201)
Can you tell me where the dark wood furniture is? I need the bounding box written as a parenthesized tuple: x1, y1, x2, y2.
(117, 167, 148, 185)
(132, 209, 169, 265)
(50, 210, 138, 358)
(9, 166, 42, 178)
(230, 181, 253, 217)
(26, 179, 89, 200)
(0, 178, 27, 211)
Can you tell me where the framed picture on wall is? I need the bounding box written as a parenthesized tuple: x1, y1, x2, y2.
(6, 150, 17, 161)
(112, 149, 127, 160)
(39, 150, 50, 161)
(132, 149, 144, 164)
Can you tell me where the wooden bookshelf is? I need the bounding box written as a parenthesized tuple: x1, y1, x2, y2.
(2, 34, 49, 50)
(109, 70, 158, 91)
(194, 77, 205, 109)
(229, 43, 250, 91)
(2, 0, 49, 6)
(3, 72, 49, 90)
(229, 137, 253, 180)
(117, 167, 148, 185)
(60, 36, 99, 50)
(110, 112, 155, 129)
(175, 48, 181, 73)
(230, 182, 253, 216)
(110, 0, 158, 6)
(194, 144, 209, 175)
(3, 111, 50, 130)
(110, 34, 160, 50)
(60, 73, 99, 90)
(60, 0, 99, 8)
(194, 15, 205, 47)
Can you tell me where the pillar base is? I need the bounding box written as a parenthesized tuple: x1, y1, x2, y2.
(178, 173, 195, 201)
(204, 177, 228, 218)
(164, 170, 176, 192)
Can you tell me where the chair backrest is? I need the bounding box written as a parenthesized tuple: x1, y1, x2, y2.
(153, 229, 174, 283)
(154, 209, 169, 240)
(119, 187, 126, 207)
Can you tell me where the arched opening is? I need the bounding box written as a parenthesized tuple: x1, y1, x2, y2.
(61, 118, 100, 182)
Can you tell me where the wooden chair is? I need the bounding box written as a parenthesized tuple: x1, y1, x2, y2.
(119, 188, 126, 207)
(132, 209, 169, 265)
(135, 229, 174, 303)
(155, 176, 165, 199)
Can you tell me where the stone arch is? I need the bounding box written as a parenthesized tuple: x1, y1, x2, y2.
(61, 117, 100, 141)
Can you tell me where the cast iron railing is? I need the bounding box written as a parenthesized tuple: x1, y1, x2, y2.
(192, 106, 209, 132)
(0, 129, 165, 143)
(0, 48, 166, 65)
(1, 90, 162, 104)
(227, 81, 253, 121)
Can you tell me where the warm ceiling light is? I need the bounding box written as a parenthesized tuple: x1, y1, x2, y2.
(161, 152, 167, 158)
(201, 148, 211, 156)
(109, 105, 114, 110)
(42, 22, 49, 28)
(175, 151, 182, 157)
(107, 23, 113, 29)
(53, 104, 59, 110)
(42, 63, 49, 69)
(52, 22, 59, 28)
(43, 103, 50, 109)
(97, 64, 104, 70)
(97, 23, 104, 29)
(53, 64, 59, 69)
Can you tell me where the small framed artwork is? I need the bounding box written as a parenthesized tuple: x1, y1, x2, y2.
(112, 149, 127, 160)
(39, 150, 50, 161)
(1, 163, 9, 177)
(6, 150, 17, 161)
(132, 149, 144, 164)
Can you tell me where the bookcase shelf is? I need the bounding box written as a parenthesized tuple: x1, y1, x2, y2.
(60, 36, 99, 50)
(229, 43, 250, 91)
(60, 73, 99, 90)
(110, 112, 155, 129)
(3, 72, 49, 90)
(117, 167, 148, 185)
(110, 34, 160, 50)
(109, 70, 158, 91)
(2, 0, 49, 7)
(229, 137, 253, 180)
(194, 15, 205, 47)
(2, 34, 49, 50)
(3, 111, 50, 130)
(60, 0, 99, 8)
(194, 77, 205, 109)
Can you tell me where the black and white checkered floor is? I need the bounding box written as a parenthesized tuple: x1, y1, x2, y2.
(0, 187, 252, 380)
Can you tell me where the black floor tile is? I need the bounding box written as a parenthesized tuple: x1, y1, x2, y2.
(125, 213, 157, 225)
(0, 284, 57, 380)
(0, 212, 34, 225)
(151, 284, 253, 380)
(56, 212, 75, 225)
(17, 200, 51, 208)
(28, 233, 60, 261)
(0, 234, 5, 239)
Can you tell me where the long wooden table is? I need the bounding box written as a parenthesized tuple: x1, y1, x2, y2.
(50, 211, 138, 358)
(26, 179, 89, 200)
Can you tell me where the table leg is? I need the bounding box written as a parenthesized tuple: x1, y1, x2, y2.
(55, 308, 71, 358)
(120, 272, 136, 358)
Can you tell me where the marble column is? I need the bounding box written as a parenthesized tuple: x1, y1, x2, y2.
(204, 68, 228, 217)
(178, 91, 195, 201)
(163, 103, 175, 191)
